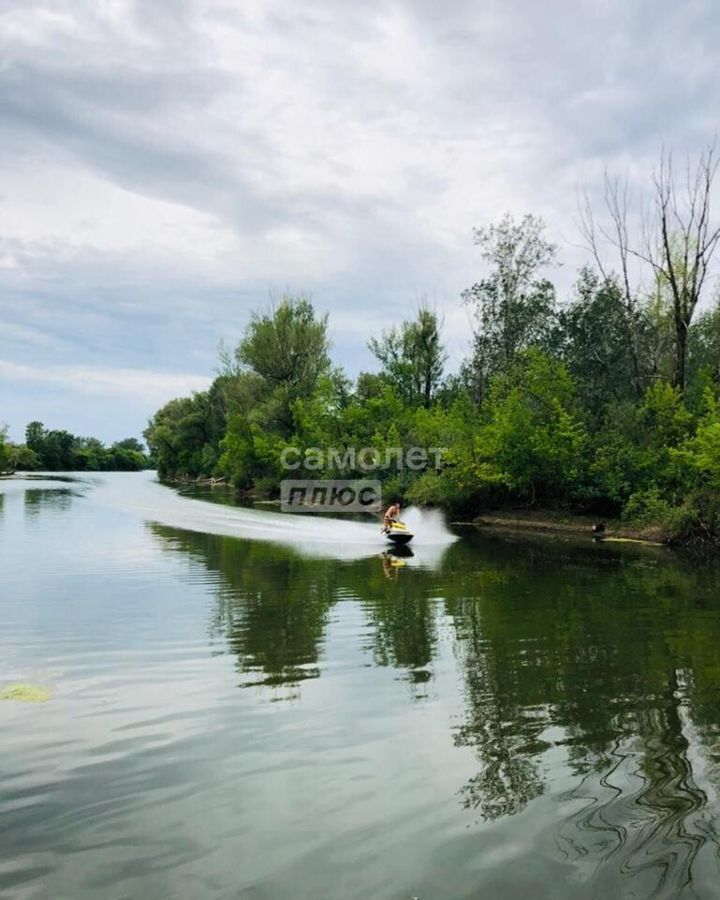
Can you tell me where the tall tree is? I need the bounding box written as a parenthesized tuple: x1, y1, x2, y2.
(25, 421, 46, 456)
(369, 306, 447, 408)
(580, 144, 720, 391)
(0, 424, 10, 473)
(579, 178, 645, 396)
(235, 296, 330, 436)
(407, 308, 447, 408)
(462, 213, 557, 402)
(558, 268, 651, 415)
(650, 147, 720, 390)
(145, 389, 225, 478)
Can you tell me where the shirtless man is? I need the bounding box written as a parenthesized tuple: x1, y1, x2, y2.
(382, 501, 401, 533)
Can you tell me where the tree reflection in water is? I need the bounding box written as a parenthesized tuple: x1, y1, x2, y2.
(24, 487, 76, 520)
(444, 535, 720, 896)
(149, 521, 720, 898)
(150, 525, 336, 693)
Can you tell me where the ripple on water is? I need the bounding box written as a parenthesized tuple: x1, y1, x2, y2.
(4, 473, 720, 899)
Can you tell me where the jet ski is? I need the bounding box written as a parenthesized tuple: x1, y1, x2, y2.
(383, 520, 414, 546)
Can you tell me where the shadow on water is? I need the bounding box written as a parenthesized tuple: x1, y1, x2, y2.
(150, 520, 720, 898)
(23, 487, 78, 520)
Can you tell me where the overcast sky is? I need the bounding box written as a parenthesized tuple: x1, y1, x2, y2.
(1, 0, 719, 442)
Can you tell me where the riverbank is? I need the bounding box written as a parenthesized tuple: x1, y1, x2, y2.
(160, 475, 720, 550)
(455, 509, 667, 545)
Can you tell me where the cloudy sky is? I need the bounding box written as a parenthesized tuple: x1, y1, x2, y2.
(1, 0, 718, 442)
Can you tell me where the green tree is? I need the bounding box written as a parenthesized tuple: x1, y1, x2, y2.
(12, 445, 41, 471)
(462, 214, 557, 402)
(474, 350, 587, 501)
(405, 395, 482, 512)
(42, 430, 75, 470)
(688, 299, 720, 390)
(72, 436, 106, 470)
(369, 307, 447, 408)
(109, 445, 147, 471)
(235, 296, 330, 437)
(587, 382, 692, 512)
(114, 437, 145, 454)
(25, 421, 46, 457)
(145, 390, 225, 479)
(210, 297, 332, 490)
(558, 268, 648, 413)
(0, 424, 11, 473)
(675, 390, 720, 490)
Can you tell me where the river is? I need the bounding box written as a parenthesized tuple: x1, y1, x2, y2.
(2, 471, 720, 900)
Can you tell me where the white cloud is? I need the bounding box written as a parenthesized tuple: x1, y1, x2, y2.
(1, 0, 720, 439)
(0, 359, 210, 404)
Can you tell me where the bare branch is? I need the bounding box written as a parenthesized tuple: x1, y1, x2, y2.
(579, 140, 720, 389)
(576, 189, 609, 281)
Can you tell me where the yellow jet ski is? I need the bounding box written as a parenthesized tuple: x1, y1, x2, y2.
(383, 520, 414, 546)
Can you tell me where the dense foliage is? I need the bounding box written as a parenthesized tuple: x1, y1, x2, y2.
(0, 422, 151, 473)
(145, 207, 720, 545)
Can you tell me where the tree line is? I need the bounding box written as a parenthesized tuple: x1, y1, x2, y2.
(0, 421, 151, 473)
(143, 145, 720, 544)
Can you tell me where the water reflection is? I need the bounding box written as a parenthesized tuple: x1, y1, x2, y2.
(444, 536, 720, 897)
(147, 520, 720, 897)
(23, 487, 76, 520)
(149, 523, 442, 697)
(149, 525, 335, 693)
(556, 701, 709, 898)
(361, 559, 437, 685)
(381, 546, 414, 581)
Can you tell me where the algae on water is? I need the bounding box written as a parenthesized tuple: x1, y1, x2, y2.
(0, 683, 53, 703)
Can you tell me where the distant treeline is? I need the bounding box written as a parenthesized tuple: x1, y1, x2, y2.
(137, 146, 720, 545)
(0, 421, 151, 473)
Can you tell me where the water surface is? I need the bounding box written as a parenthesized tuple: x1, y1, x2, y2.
(2, 472, 720, 899)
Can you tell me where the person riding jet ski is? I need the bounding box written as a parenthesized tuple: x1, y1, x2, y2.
(382, 501, 401, 534)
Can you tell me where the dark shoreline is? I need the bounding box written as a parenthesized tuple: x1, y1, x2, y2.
(455, 510, 665, 546)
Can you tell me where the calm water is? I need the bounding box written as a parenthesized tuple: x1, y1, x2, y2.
(3, 473, 720, 900)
